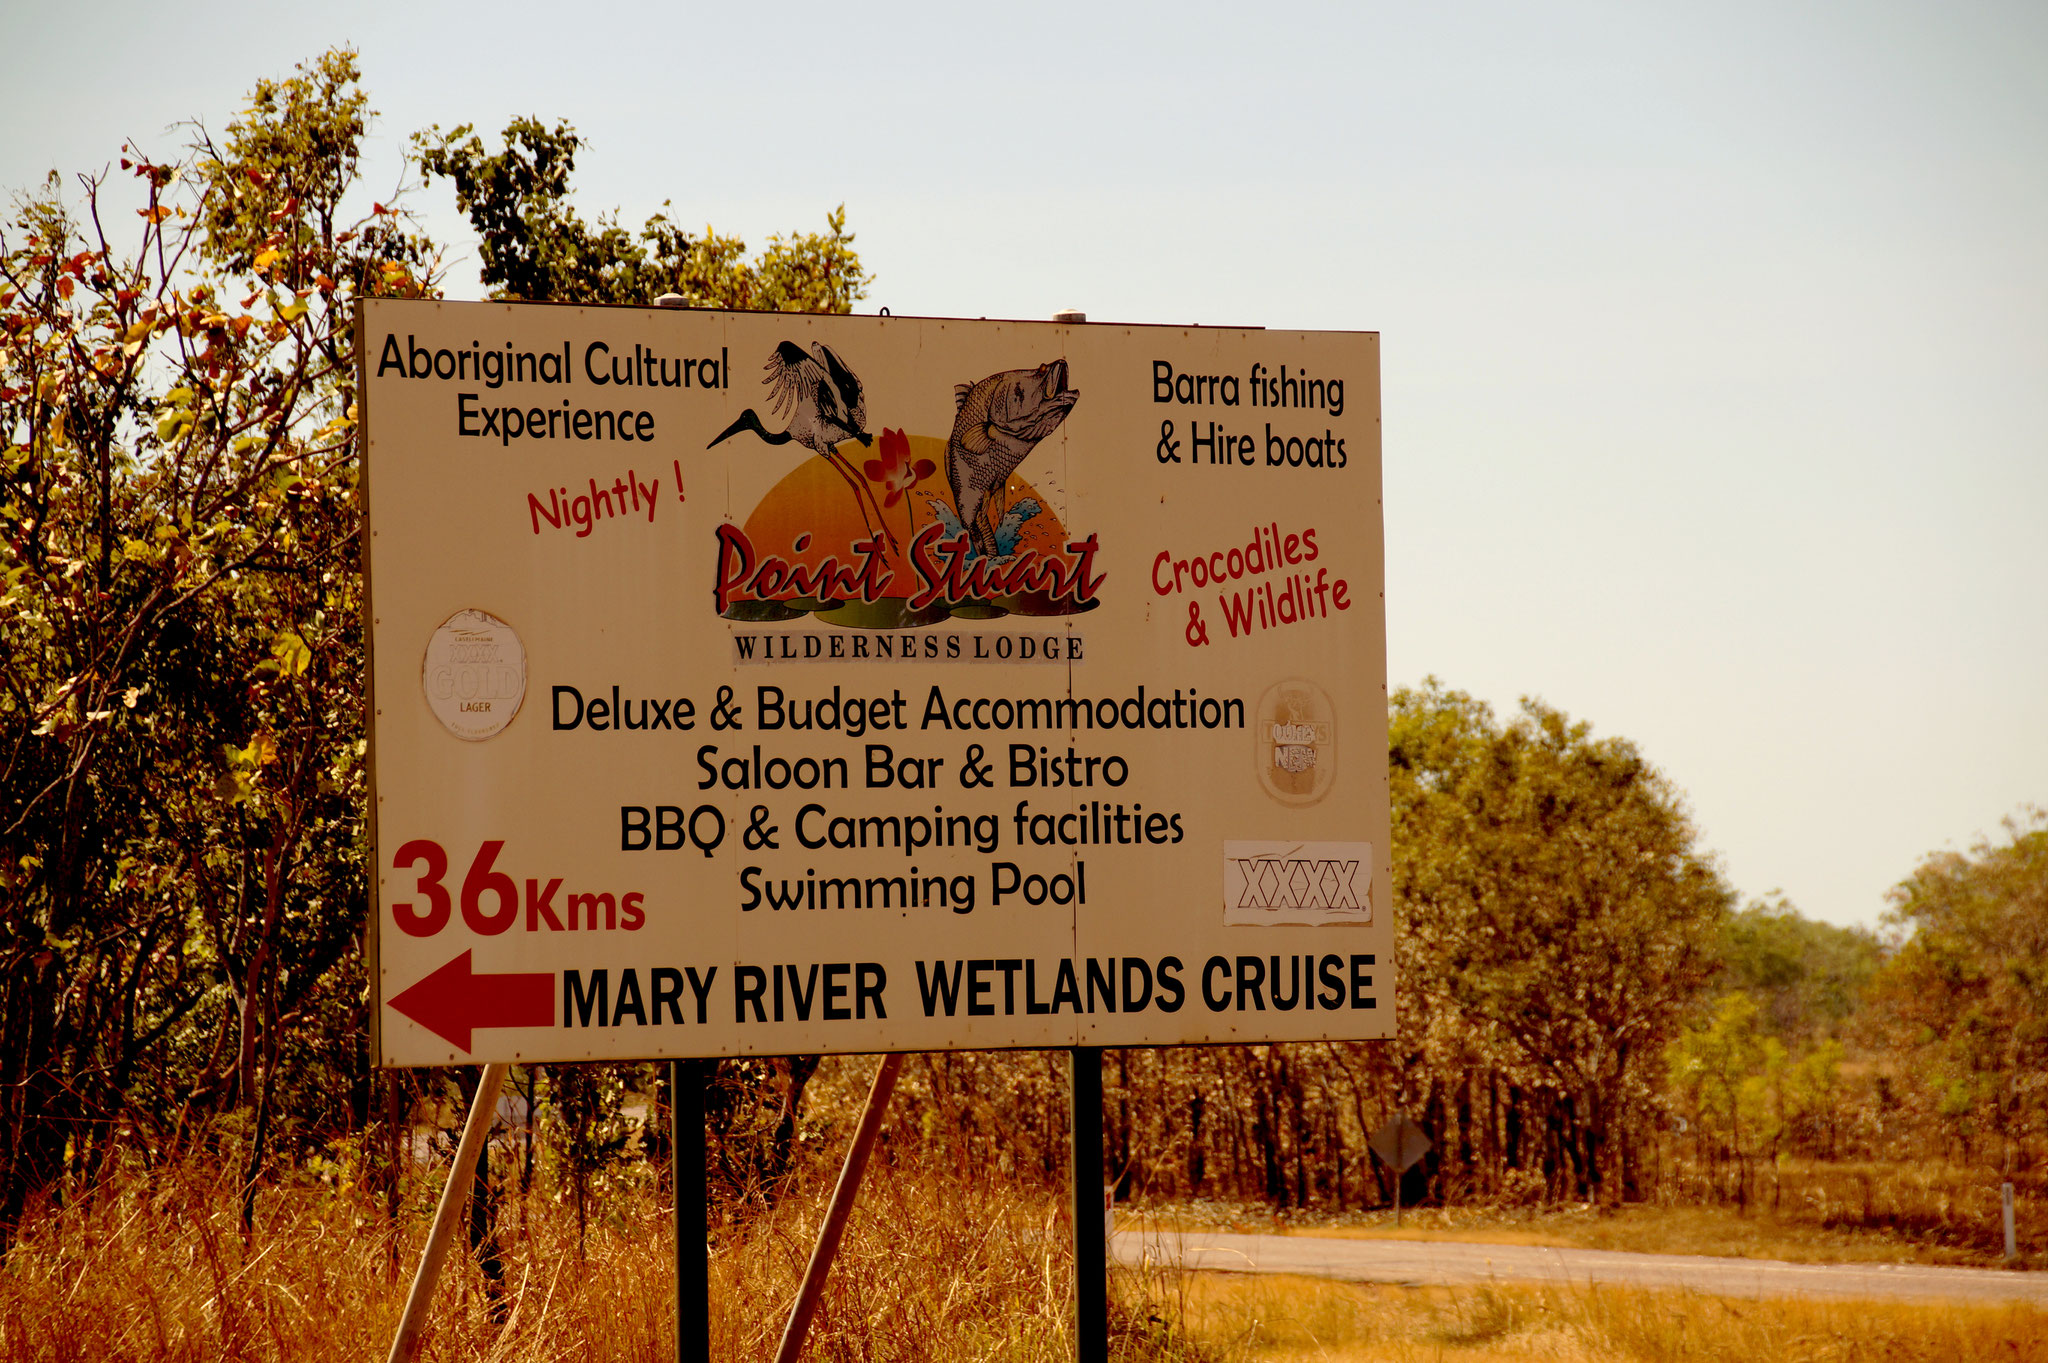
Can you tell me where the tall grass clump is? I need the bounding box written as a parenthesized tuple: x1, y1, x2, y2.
(0, 1102, 1214, 1362)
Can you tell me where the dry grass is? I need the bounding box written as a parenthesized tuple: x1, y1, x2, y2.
(4, 1148, 2043, 1362)
(1138, 1158, 2045, 1272)
(1164, 1272, 2048, 1362)
(0, 1144, 1093, 1363)
(1200, 1202, 2040, 1268)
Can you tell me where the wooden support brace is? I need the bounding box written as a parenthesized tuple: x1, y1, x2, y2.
(386, 1062, 508, 1363)
(773, 1052, 905, 1363)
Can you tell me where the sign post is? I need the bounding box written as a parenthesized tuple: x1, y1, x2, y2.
(673, 1059, 709, 1363)
(358, 301, 1389, 1353)
(1368, 1115, 1431, 1228)
(1071, 1046, 1106, 1362)
(2005, 1182, 2018, 1262)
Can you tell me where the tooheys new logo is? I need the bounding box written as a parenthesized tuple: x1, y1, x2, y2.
(708, 342, 1102, 629)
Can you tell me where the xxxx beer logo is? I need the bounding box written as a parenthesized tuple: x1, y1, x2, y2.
(1233, 857, 1365, 911)
(1222, 840, 1373, 926)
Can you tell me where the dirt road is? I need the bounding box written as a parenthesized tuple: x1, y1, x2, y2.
(1112, 1229, 2048, 1306)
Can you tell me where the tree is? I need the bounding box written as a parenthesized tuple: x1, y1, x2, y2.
(1664, 894, 1878, 1175)
(1718, 894, 1880, 1045)
(1390, 679, 1731, 1203)
(415, 118, 868, 311)
(1669, 993, 1780, 1197)
(1868, 808, 2048, 1171)
(1667, 988, 1852, 1199)
(0, 47, 435, 1245)
(0, 53, 879, 1251)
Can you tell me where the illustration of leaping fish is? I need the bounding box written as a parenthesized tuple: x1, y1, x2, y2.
(945, 359, 1080, 558)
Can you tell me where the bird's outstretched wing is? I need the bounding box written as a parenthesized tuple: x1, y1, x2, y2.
(810, 342, 866, 431)
(761, 340, 815, 419)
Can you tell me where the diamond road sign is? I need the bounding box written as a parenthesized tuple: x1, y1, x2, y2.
(1369, 1115, 1431, 1173)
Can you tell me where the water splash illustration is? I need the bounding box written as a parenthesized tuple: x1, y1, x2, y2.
(927, 496, 1043, 559)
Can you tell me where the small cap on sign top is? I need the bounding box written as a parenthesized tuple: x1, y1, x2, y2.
(654, 293, 687, 309)
(1051, 309, 1087, 324)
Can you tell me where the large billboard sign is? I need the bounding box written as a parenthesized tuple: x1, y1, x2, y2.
(359, 300, 1389, 1066)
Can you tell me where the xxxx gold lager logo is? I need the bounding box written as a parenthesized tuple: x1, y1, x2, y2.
(1255, 678, 1335, 806)
(422, 609, 527, 741)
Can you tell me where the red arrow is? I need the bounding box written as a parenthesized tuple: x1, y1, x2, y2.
(387, 950, 553, 1053)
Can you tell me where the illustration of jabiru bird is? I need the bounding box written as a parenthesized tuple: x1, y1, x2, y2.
(707, 340, 897, 552)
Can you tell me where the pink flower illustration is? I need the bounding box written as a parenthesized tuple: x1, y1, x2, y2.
(863, 428, 936, 508)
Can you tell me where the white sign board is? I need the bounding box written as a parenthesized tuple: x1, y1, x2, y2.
(359, 300, 1390, 1065)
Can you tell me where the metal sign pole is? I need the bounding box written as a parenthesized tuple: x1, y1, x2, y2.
(1060, 311, 1106, 1363)
(386, 1062, 508, 1363)
(1071, 1045, 1106, 1363)
(674, 1059, 710, 1363)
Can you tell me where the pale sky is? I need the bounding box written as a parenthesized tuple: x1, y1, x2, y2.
(9, 0, 2043, 930)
